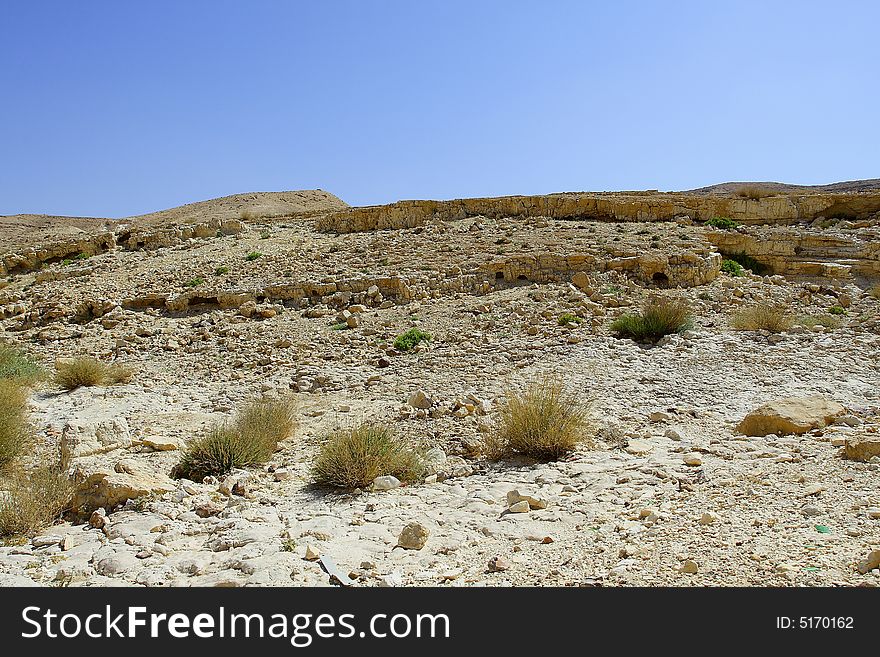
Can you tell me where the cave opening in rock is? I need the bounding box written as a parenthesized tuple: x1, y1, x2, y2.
(652, 272, 670, 288)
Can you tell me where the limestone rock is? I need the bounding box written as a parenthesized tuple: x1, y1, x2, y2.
(61, 417, 132, 460)
(736, 396, 845, 436)
(844, 436, 880, 462)
(397, 522, 429, 550)
(71, 460, 175, 514)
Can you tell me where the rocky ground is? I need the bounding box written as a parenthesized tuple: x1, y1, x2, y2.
(1, 188, 879, 587)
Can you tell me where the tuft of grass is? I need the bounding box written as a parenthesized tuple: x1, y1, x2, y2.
(0, 343, 44, 385)
(245, 251, 262, 261)
(54, 357, 133, 391)
(610, 298, 693, 342)
(828, 305, 846, 315)
(0, 462, 74, 540)
(215, 266, 229, 275)
(0, 380, 30, 468)
(393, 328, 431, 351)
(259, 229, 271, 240)
(721, 259, 744, 277)
(558, 313, 582, 326)
(186, 276, 205, 288)
(173, 397, 297, 480)
(484, 376, 591, 461)
(798, 314, 841, 330)
(731, 303, 793, 333)
(74, 252, 89, 261)
(311, 423, 422, 490)
(330, 322, 349, 331)
(706, 216, 738, 230)
(735, 185, 774, 201)
(723, 251, 770, 276)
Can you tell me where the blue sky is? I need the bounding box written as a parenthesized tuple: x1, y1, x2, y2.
(1, 1, 878, 217)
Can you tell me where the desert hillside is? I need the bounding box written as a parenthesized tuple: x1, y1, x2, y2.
(0, 181, 879, 588)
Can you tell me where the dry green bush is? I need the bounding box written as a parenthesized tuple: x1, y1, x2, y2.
(55, 357, 133, 391)
(312, 423, 423, 489)
(0, 380, 30, 468)
(0, 462, 74, 540)
(798, 314, 841, 330)
(173, 397, 297, 480)
(735, 185, 774, 200)
(484, 376, 592, 461)
(610, 298, 693, 342)
(0, 343, 44, 385)
(731, 303, 794, 332)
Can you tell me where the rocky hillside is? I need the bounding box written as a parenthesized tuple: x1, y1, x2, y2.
(0, 183, 878, 588)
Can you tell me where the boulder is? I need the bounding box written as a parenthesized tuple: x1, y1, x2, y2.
(70, 459, 175, 515)
(736, 396, 844, 436)
(844, 436, 880, 462)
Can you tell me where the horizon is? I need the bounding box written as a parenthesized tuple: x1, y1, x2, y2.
(2, 1, 878, 217)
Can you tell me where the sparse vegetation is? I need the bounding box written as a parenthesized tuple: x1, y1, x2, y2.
(0, 380, 29, 468)
(610, 298, 693, 342)
(186, 276, 205, 288)
(721, 259, 744, 277)
(484, 376, 591, 461)
(54, 357, 133, 391)
(731, 303, 794, 333)
(558, 312, 582, 326)
(798, 314, 841, 330)
(828, 305, 846, 315)
(0, 461, 74, 540)
(330, 322, 349, 331)
(311, 423, 422, 490)
(735, 185, 774, 201)
(246, 251, 262, 261)
(173, 397, 297, 480)
(240, 209, 256, 221)
(0, 343, 44, 384)
(260, 229, 271, 239)
(215, 266, 229, 275)
(394, 328, 431, 351)
(723, 251, 770, 275)
(706, 216, 738, 230)
(74, 252, 89, 261)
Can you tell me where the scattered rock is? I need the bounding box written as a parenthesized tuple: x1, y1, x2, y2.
(397, 522, 429, 550)
(736, 396, 845, 437)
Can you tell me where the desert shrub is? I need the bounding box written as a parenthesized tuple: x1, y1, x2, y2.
(259, 229, 271, 239)
(558, 312, 582, 326)
(0, 343, 44, 384)
(484, 376, 591, 461)
(731, 303, 794, 332)
(698, 291, 712, 301)
(798, 314, 841, 329)
(330, 322, 349, 331)
(215, 266, 229, 275)
(828, 305, 846, 315)
(735, 185, 774, 200)
(0, 381, 29, 468)
(0, 462, 74, 540)
(186, 276, 205, 288)
(706, 217, 738, 230)
(610, 298, 693, 342)
(721, 259, 744, 277)
(55, 357, 133, 391)
(173, 397, 297, 480)
(723, 251, 769, 275)
(394, 328, 431, 351)
(240, 209, 256, 221)
(312, 423, 422, 489)
(245, 251, 262, 261)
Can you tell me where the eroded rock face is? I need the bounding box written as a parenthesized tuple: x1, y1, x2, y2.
(736, 396, 845, 436)
(317, 191, 880, 234)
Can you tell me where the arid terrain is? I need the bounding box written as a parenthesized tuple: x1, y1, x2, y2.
(1, 182, 879, 587)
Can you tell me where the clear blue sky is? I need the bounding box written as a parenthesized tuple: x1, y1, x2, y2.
(1, 1, 878, 217)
